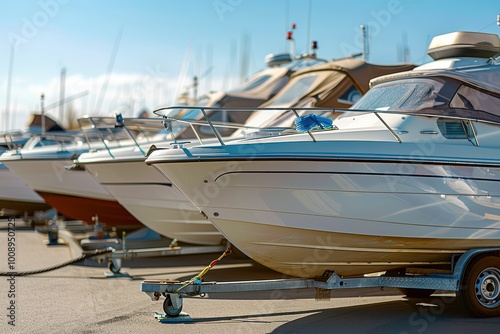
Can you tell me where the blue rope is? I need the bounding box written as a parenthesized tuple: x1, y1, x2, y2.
(294, 114, 333, 133)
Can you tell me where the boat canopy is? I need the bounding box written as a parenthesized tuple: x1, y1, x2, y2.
(225, 67, 292, 102)
(349, 67, 500, 124)
(371, 62, 500, 93)
(239, 59, 414, 129)
(263, 58, 415, 109)
(354, 31, 500, 124)
(27, 113, 65, 132)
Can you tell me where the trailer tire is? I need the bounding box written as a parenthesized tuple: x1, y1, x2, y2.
(163, 294, 183, 317)
(398, 288, 435, 298)
(109, 262, 120, 274)
(457, 256, 500, 317)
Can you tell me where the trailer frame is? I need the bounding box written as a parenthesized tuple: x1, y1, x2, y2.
(141, 247, 500, 318)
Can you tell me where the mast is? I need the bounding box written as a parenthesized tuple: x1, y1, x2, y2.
(40, 93, 45, 137)
(4, 43, 15, 132)
(361, 25, 369, 61)
(58, 67, 66, 127)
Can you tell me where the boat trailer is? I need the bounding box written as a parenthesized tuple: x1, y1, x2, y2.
(94, 242, 229, 277)
(141, 247, 500, 319)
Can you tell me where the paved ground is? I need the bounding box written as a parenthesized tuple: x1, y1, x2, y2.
(1, 219, 500, 333)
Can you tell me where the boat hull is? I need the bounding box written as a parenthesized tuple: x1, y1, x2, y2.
(84, 160, 225, 245)
(36, 191, 142, 228)
(3, 159, 143, 228)
(211, 218, 499, 277)
(151, 158, 500, 278)
(0, 164, 50, 215)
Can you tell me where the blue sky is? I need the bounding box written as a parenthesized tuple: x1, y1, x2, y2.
(0, 0, 499, 130)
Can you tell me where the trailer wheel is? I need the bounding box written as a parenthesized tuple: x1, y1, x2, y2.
(399, 288, 435, 298)
(163, 294, 183, 317)
(457, 256, 500, 317)
(109, 262, 120, 274)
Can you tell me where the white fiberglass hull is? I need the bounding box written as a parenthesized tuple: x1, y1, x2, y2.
(0, 164, 50, 214)
(2, 159, 143, 227)
(150, 156, 500, 278)
(2, 159, 113, 200)
(83, 160, 225, 245)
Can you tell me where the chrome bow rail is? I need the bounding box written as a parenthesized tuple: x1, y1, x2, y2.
(153, 106, 487, 146)
(76, 114, 167, 158)
(153, 106, 343, 145)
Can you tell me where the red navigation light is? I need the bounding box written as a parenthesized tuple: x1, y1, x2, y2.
(287, 31, 293, 40)
(292, 23, 296, 29)
(312, 41, 318, 50)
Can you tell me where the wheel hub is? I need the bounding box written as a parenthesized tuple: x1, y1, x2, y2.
(475, 267, 500, 308)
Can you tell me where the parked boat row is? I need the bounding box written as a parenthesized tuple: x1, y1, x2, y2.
(0, 49, 413, 237)
(1, 30, 500, 317)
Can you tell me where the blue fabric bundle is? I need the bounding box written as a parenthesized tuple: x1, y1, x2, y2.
(294, 114, 334, 133)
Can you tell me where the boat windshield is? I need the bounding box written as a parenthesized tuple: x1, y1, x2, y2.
(267, 73, 320, 106)
(350, 78, 448, 112)
(229, 74, 272, 93)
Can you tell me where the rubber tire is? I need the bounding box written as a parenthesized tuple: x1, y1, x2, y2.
(399, 288, 435, 298)
(163, 294, 182, 317)
(109, 262, 120, 274)
(457, 256, 500, 317)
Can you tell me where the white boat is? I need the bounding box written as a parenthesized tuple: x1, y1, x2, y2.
(0, 162, 50, 216)
(0, 122, 149, 229)
(0, 130, 72, 217)
(146, 31, 500, 279)
(76, 58, 413, 246)
(76, 142, 224, 245)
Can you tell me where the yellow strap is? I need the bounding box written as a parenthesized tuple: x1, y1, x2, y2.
(176, 247, 231, 292)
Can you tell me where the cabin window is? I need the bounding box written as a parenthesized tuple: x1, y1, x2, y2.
(268, 76, 290, 97)
(351, 80, 439, 111)
(268, 74, 319, 106)
(450, 85, 500, 113)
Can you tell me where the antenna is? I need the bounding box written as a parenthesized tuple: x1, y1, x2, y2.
(306, 0, 312, 53)
(4, 42, 15, 132)
(361, 25, 369, 61)
(193, 75, 198, 103)
(206, 44, 213, 93)
(284, 0, 289, 50)
(240, 33, 250, 84)
(287, 23, 297, 59)
(399, 32, 410, 63)
(58, 67, 66, 126)
(40, 93, 45, 137)
(11, 101, 17, 130)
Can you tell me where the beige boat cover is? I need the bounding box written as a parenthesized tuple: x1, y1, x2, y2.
(261, 58, 415, 109)
(26, 113, 65, 132)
